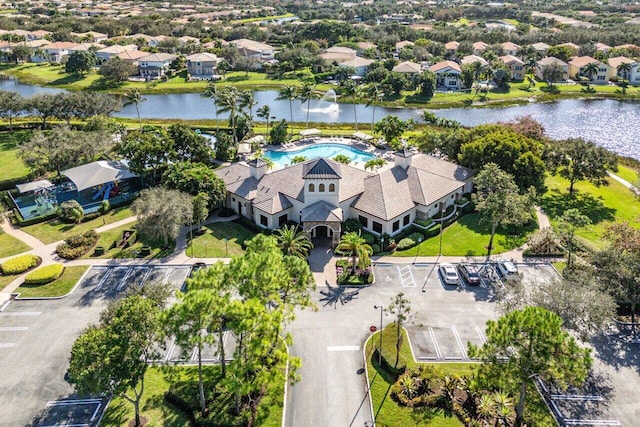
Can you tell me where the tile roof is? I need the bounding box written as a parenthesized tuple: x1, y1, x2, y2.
(569, 56, 601, 67)
(352, 167, 415, 220)
(531, 42, 550, 51)
(500, 55, 524, 65)
(303, 158, 341, 179)
(607, 56, 636, 68)
(301, 201, 343, 222)
(406, 167, 465, 207)
(186, 52, 218, 62)
(392, 61, 422, 74)
(254, 192, 293, 214)
(430, 60, 462, 73)
(409, 155, 474, 182)
(537, 56, 568, 67)
(247, 158, 269, 168)
(394, 148, 415, 158)
(139, 52, 178, 62)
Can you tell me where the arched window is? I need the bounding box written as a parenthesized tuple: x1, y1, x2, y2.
(308, 183, 315, 192)
(329, 183, 335, 192)
(319, 183, 325, 192)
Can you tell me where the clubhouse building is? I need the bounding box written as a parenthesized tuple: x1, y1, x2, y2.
(214, 149, 473, 246)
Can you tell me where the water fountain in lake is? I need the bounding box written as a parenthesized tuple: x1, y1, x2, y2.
(307, 89, 340, 114)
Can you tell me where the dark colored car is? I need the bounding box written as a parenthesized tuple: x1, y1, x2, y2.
(457, 263, 481, 286)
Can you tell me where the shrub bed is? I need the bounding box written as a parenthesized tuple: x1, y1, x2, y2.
(56, 230, 98, 260)
(396, 232, 425, 251)
(1, 254, 41, 275)
(24, 263, 64, 285)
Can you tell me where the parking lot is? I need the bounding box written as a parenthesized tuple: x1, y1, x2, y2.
(0, 264, 193, 427)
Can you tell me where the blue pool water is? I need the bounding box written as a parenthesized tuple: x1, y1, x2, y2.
(264, 143, 376, 167)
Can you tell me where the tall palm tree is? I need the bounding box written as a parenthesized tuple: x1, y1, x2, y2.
(582, 62, 599, 82)
(256, 104, 272, 142)
(124, 89, 148, 129)
(238, 90, 257, 120)
(216, 87, 240, 145)
(342, 79, 361, 131)
(366, 84, 384, 133)
(337, 231, 372, 275)
(276, 85, 297, 136)
(274, 225, 313, 258)
(299, 82, 315, 129)
(202, 82, 221, 131)
(617, 61, 632, 81)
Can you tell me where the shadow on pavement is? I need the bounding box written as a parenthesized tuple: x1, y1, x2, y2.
(319, 282, 360, 309)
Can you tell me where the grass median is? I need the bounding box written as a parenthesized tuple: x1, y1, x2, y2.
(186, 221, 255, 258)
(14, 265, 88, 298)
(0, 233, 31, 258)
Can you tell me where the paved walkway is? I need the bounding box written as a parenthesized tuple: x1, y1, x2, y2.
(608, 171, 639, 194)
(1, 217, 45, 250)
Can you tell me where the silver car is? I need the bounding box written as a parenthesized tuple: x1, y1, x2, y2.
(496, 260, 518, 277)
(438, 263, 460, 285)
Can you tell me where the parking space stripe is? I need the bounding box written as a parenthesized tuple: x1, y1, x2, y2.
(428, 327, 442, 359)
(47, 399, 102, 406)
(563, 420, 620, 426)
(117, 267, 134, 291)
(140, 268, 152, 288)
(0, 311, 40, 316)
(38, 424, 90, 427)
(164, 338, 176, 362)
(475, 327, 487, 345)
(327, 345, 360, 351)
(550, 394, 604, 401)
(162, 267, 173, 285)
(94, 268, 113, 291)
(91, 403, 101, 421)
(451, 327, 468, 359)
(0, 326, 28, 331)
(0, 300, 9, 311)
(0, 343, 15, 348)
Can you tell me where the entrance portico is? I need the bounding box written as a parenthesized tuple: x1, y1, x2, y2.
(301, 200, 342, 247)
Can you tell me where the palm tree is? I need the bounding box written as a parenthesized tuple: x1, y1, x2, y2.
(238, 90, 257, 120)
(337, 231, 372, 275)
(202, 82, 221, 131)
(342, 79, 361, 131)
(124, 89, 147, 129)
(366, 84, 384, 133)
(274, 225, 313, 258)
(276, 85, 297, 137)
(582, 62, 599, 82)
(364, 158, 386, 171)
(617, 62, 632, 81)
(298, 82, 315, 129)
(256, 104, 272, 143)
(216, 87, 240, 145)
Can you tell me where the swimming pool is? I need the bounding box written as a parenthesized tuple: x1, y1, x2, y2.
(264, 143, 376, 167)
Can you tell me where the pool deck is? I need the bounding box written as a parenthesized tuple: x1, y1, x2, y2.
(262, 136, 396, 171)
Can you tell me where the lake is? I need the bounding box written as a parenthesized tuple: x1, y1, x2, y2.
(1, 77, 639, 159)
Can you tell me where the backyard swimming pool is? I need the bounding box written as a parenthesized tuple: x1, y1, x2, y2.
(264, 143, 376, 167)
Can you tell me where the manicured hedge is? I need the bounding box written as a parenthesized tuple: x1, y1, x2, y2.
(56, 230, 98, 260)
(396, 232, 425, 251)
(1, 254, 41, 275)
(24, 263, 64, 285)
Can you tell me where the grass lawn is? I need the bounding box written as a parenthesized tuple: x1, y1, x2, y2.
(614, 165, 638, 185)
(0, 273, 20, 292)
(187, 221, 255, 258)
(540, 174, 640, 250)
(0, 232, 31, 258)
(393, 213, 538, 257)
(366, 329, 554, 427)
(0, 129, 32, 183)
(85, 222, 174, 259)
(102, 365, 283, 426)
(14, 265, 88, 298)
(22, 207, 134, 244)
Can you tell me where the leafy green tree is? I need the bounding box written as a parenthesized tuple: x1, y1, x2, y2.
(557, 208, 591, 268)
(469, 307, 592, 427)
(28, 92, 58, 129)
(68, 295, 164, 427)
(385, 292, 412, 367)
(163, 289, 218, 417)
(99, 57, 137, 82)
(547, 45, 577, 63)
(270, 119, 289, 145)
(167, 123, 215, 165)
(0, 90, 24, 130)
(337, 231, 372, 275)
(116, 128, 174, 183)
(546, 138, 618, 194)
(192, 192, 210, 227)
(59, 199, 84, 223)
(473, 163, 533, 257)
(416, 70, 437, 98)
(65, 50, 97, 75)
(274, 225, 313, 259)
(374, 116, 412, 149)
(132, 187, 193, 246)
(542, 62, 566, 86)
(11, 45, 32, 63)
(124, 89, 147, 130)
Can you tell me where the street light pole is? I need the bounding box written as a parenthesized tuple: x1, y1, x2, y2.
(413, 237, 422, 265)
(373, 305, 383, 366)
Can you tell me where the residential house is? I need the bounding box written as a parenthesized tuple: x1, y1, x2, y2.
(499, 55, 525, 80)
(558, 42, 580, 52)
(229, 38, 275, 61)
(186, 52, 221, 79)
(320, 46, 357, 63)
(395, 40, 414, 53)
(34, 41, 77, 63)
(595, 42, 611, 52)
(116, 49, 150, 65)
(356, 42, 377, 55)
(138, 52, 177, 79)
(531, 42, 550, 55)
(430, 60, 463, 90)
(460, 55, 488, 68)
(607, 56, 640, 84)
(472, 41, 489, 55)
(96, 44, 137, 62)
(569, 56, 609, 82)
(500, 42, 520, 57)
(67, 43, 105, 55)
(535, 57, 569, 81)
(213, 152, 473, 244)
(71, 31, 109, 43)
(392, 61, 422, 77)
(614, 44, 640, 53)
(338, 56, 374, 76)
(444, 41, 459, 56)
(178, 36, 200, 46)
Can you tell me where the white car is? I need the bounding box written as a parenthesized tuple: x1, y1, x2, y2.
(496, 260, 518, 277)
(438, 263, 460, 285)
